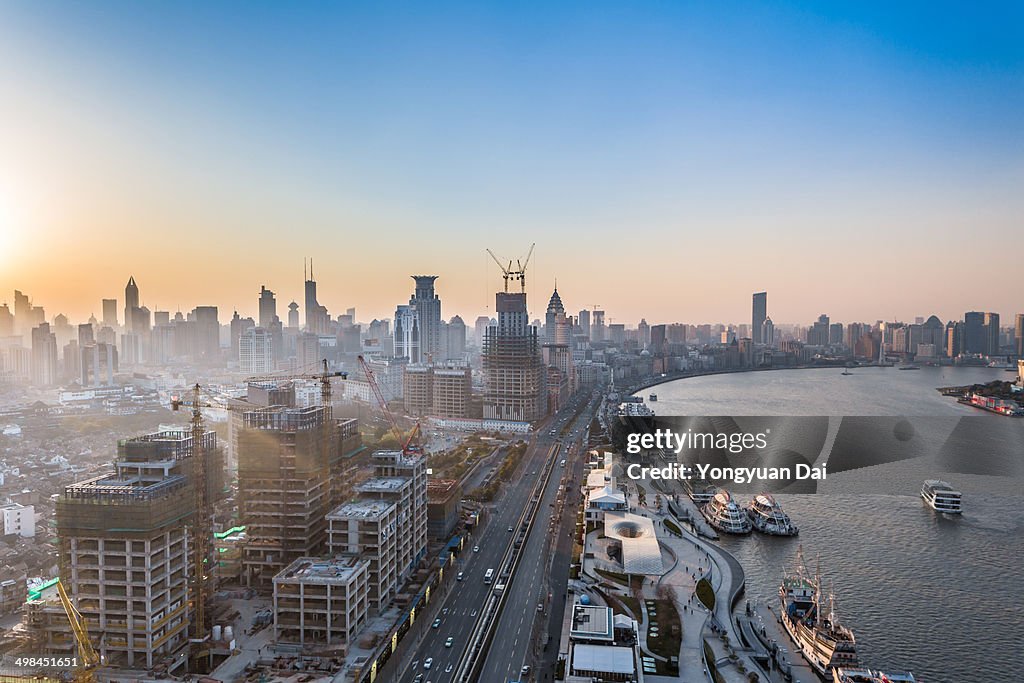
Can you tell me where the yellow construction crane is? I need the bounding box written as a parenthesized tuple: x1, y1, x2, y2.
(56, 579, 99, 683)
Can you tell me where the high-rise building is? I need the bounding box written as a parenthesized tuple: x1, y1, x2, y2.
(239, 327, 274, 374)
(258, 285, 277, 328)
(752, 292, 767, 344)
(327, 451, 426, 611)
(0, 303, 13, 337)
(963, 311, 985, 355)
(650, 324, 667, 356)
(762, 317, 775, 347)
(446, 315, 467, 359)
(394, 304, 420, 363)
(637, 319, 650, 347)
(80, 342, 118, 386)
(46, 430, 222, 672)
(473, 316, 491, 349)
(234, 384, 341, 587)
(102, 298, 118, 328)
(483, 292, 546, 422)
(230, 311, 255, 359)
(577, 309, 591, 340)
(124, 277, 139, 332)
(591, 310, 605, 343)
(287, 301, 299, 329)
(304, 260, 329, 334)
(410, 276, 442, 361)
(984, 312, 1000, 356)
(1016, 314, 1024, 358)
(31, 323, 58, 387)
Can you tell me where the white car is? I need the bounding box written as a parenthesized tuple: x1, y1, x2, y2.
(445, 636, 454, 648)
(473, 545, 480, 552)
(423, 657, 433, 669)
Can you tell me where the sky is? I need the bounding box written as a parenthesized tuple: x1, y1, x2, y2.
(1, 1, 1022, 327)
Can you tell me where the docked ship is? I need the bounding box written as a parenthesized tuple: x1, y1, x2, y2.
(687, 482, 717, 506)
(701, 489, 752, 534)
(833, 668, 916, 682)
(921, 479, 963, 514)
(747, 493, 799, 536)
(779, 548, 858, 676)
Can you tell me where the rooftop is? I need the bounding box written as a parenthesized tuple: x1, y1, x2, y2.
(604, 511, 662, 575)
(357, 477, 410, 493)
(570, 604, 614, 641)
(273, 555, 369, 585)
(571, 644, 635, 676)
(327, 499, 398, 520)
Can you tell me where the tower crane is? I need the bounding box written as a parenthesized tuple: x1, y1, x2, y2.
(486, 242, 535, 293)
(169, 360, 347, 655)
(356, 354, 423, 457)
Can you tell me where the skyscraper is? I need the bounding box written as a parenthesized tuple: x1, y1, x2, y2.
(410, 276, 442, 362)
(102, 298, 118, 328)
(752, 292, 767, 344)
(577, 309, 591, 340)
(0, 303, 12, 337)
(394, 304, 420, 363)
(287, 301, 299, 329)
(31, 323, 59, 387)
(304, 260, 328, 334)
(1016, 314, 1024, 358)
(963, 311, 985, 355)
(239, 327, 274, 374)
(984, 312, 1000, 356)
(258, 285, 277, 328)
(124, 277, 139, 332)
(483, 292, 545, 422)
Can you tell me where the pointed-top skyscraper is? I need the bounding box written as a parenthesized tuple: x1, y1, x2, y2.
(125, 276, 140, 332)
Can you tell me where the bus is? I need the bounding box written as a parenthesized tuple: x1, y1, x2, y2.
(483, 568, 494, 584)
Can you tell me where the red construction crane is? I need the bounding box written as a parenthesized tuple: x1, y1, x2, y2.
(357, 354, 423, 457)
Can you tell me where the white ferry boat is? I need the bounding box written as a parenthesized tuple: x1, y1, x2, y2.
(921, 479, 962, 514)
(779, 547, 858, 676)
(833, 667, 916, 682)
(747, 493, 799, 536)
(701, 489, 752, 534)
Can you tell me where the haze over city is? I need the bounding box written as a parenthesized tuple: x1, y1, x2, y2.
(2, 2, 1022, 324)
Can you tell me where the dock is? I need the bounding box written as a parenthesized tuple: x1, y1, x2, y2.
(736, 601, 819, 683)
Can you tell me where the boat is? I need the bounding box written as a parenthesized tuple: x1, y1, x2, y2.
(648, 393, 658, 402)
(778, 547, 858, 676)
(701, 489, 752, 534)
(921, 479, 963, 514)
(747, 493, 799, 536)
(833, 667, 916, 682)
(688, 482, 717, 505)
(897, 363, 920, 370)
(841, 369, 853, 376)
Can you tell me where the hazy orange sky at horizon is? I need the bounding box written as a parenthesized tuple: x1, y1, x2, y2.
(2, 3, 1022, 327)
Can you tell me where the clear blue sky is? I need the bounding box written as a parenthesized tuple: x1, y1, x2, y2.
(2, 1, 1021, 325)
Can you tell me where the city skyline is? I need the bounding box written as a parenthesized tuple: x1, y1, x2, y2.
(2, 270, 1021, 332)
(3, 3, 1023, 323)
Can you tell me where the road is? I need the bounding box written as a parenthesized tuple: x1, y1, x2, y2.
(478, 395, 599, 683)
(387, 395, 597, 683)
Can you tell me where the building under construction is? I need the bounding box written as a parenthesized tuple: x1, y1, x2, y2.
(482, 292, 546, 422)
(35, 430, 223, 673)
(233, 382, 362, 588)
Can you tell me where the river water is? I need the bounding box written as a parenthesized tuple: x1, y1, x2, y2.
(636, 366, 1024, 682)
